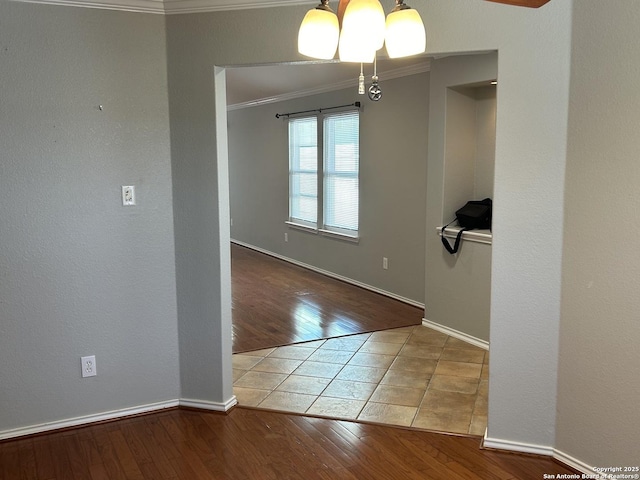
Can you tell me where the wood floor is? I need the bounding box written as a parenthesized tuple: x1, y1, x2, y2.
(0, 407, 577, 480)
(231, 244, 423, 353)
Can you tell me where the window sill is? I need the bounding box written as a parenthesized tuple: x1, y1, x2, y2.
(437, 226, 492, 245)
(286, 221, 360, 244)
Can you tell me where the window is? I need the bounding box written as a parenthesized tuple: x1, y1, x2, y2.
(288, 111, 360, 239)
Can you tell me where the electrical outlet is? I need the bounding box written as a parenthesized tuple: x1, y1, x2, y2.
(122, 185, 135, 206)
(81, 355, 97, 378)
(284, 232, 288, 242)
(383, 257, 388, 270)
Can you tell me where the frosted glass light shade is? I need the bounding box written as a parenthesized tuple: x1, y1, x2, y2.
(338, 29, 376, 63)
(385, 8, 426, 58)
(298, 7, 339, 60)
(338, 0, 385, 62)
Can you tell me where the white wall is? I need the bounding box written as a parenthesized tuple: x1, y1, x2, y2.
(0, 2, 179, 433)
(228, 73, 429, 304)
(556, 0, 640, 466)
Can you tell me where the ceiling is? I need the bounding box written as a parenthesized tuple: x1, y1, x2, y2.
(225, 55, 432, 109)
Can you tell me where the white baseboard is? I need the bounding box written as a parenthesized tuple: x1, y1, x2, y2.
(422, 318, 489, 350)
(179, 395, 238, 412)
(0, 399, 179, 441)
(483, 435, 554, 456)
(0, 395, 238, 441)
(231, 239, 425, 310)
(552, 448, 598, 476)
(483, 433, 597, 476)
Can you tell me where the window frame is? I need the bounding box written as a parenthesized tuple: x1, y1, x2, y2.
(286, 109, 360, 242)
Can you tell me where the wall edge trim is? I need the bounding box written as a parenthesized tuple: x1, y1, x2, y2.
(421, 318, 489, 350)
(231, 239, 425, 309)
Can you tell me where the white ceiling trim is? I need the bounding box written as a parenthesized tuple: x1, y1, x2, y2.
(227, 60, 431, 111)
(164, 0, 312, 14)
(10, 0, 315, 14)
(10, 0, 166, 14)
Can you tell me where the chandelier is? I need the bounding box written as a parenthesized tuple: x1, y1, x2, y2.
(297, 0, 426, 101)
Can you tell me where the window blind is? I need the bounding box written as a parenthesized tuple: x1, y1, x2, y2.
(323, 112, 359, 234)
(289, 117, 318, 225)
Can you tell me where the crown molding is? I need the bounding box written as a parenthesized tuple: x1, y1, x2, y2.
(10, 0, 315, 14)
(10, 0, 166, 14)
(228, 60, 431, 110)
(164, 0, 312, 14)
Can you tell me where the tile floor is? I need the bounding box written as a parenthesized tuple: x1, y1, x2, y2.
(232, 325, 489, 435)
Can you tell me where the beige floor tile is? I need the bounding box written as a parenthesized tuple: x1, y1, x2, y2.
(440, 347, 486, 364)
(358, 403, 418, 427)
(268, 345, 317, 360)
(444, 337, 478, 349)
(251, 357, 303, 374)
(406, 335, 447, 347)
(398, 344, 443, 360)
(233, 369, 247, 383)
(389, 357, 438, 374)
(293, 360, 345, 379)
(320, 336, 368, 352)
(335, 365, 387, 384)
(245, 347, 276, 357)
(412, 409, 472, 434)
(347, 352, 395, 369)
(369, 384, 426, 407)
(368, 331, 411, 344)
(380, 369, 431, 389)
(395, 325, 419, 332)
(478, 379, 488, 396)
(234, 328, 489, 438)
(429, 375, 479, 394)
(258, 391, 318, 413)
(321, 379, 377, 401)
(297, 339, 327, 349)
(420, 389, 476, 415)
(233, 371, 288, 390)
(409, 328, 448, 339)
(232, 355, 264, 370)
(233, 387, 271, 407)
(474, 384, 488, 416)
(307, 349, 354, 364)
(358, 341, 403, 356)
(307, 397, 366, 419)
(275, 375, 331, 395)
(434, 361, 482, 378)
(469, 414, 487, 436)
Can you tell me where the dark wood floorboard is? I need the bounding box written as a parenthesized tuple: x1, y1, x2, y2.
(232, 244, 423, 353)
(0, 408, 578, 480)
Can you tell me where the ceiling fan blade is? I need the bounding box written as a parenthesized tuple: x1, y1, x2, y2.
(485, 0, 551, 7)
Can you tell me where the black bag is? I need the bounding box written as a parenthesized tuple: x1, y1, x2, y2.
(441, 198, 492, 254)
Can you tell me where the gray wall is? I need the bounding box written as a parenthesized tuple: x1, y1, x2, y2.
(556, 0, 640, 465)
(0, 2, 179, 431)
(6, 0, 637, 470)
(167, 0, 573, 453)
(228, 73, 429, 304)
(425, 54, 497, 342)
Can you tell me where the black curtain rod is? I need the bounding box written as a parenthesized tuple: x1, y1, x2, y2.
(275, 101, 361, 119)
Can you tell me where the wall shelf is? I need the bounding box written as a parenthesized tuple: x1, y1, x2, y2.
(437, 226, 492, 245)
